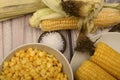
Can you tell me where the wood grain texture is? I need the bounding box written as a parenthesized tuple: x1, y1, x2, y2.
(0, 22, 3, 62)
(12, 16, 25, 48)
(24, 15, 34, 43)
(71, 30, 79, 53)
(2, 20, 12, 57)
(61, 31, 71, 62)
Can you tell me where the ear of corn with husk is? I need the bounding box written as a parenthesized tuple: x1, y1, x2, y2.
(30, 7, 120, 32)
(34, 0, 104, 33)
(90, 42, 120, 80)
(75, 60, 116, 80)
(0, 0, 47, 21)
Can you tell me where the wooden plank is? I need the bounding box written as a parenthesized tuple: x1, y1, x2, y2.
(60, 31, 71, 62)
(2, 20, 12, 57)
(32, 28, 37, 42)
(12, 16, 25, 48)
(28, 14, 37, 43)
(33, 29, 43, 43)
(0, 22, 3, 62)
(71, 30, 79, 53)
(24, 15, 34, 43)
(32, 28, 42, 43)
(36, 29, 43, 43)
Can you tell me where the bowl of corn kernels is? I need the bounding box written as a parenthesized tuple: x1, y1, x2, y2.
(0, 43, 73, 80)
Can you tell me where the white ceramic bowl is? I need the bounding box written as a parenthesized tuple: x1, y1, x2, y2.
(0, 43, 73, 80)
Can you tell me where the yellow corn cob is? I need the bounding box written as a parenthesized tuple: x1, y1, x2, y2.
(40, 8, 120, 31)
(0, 0, 46, 21)
(94, 8, 120, 28)
(90, 42, 120, 80)
(40, 17, 79, 31)
(75, 60, 116, 80)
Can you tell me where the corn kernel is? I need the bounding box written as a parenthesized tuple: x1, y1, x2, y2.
(3, 62, 9, 68)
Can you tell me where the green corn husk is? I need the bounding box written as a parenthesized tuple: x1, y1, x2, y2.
(0, 0, 47, 21)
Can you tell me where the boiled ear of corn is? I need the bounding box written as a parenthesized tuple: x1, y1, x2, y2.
(75, 60, 116, 80)
(90, 42, 120, 80)
(0, 0, 47, 21)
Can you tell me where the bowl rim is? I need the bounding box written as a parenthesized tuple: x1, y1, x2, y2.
(0, 43, 74, 80)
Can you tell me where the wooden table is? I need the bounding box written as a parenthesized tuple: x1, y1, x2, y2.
(0, 0, 119, 63)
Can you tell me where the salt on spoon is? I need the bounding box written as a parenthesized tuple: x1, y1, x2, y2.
(38, 31, 66, 53)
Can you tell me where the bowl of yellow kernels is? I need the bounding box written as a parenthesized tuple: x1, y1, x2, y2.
(0, 43, 73, 80)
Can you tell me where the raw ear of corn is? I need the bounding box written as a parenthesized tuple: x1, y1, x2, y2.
(75, 60, 116, 80)
(90, 42, 120, 80)
(40, 17, 79, 31)
(0, 0, 47, 21)
(39, 8, 120, 31)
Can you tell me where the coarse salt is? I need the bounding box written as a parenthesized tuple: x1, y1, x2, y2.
(40, 32, 64, 52)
